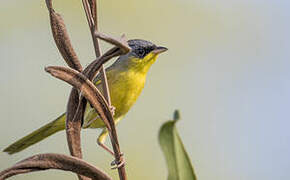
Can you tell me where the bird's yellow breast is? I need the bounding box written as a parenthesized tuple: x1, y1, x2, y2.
(83, 66, 147, 129)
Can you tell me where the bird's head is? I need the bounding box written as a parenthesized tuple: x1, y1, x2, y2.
(116, 39, 167, 73)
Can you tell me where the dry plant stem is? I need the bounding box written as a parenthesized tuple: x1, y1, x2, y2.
(45, 1, 89, 180)
(66, 88, 90, 180)
(45, 0, 84, 159)
(81, 1, 129, 179)
(80, 2, 113, 160)
(84, 47, 123, 80)
(81, 0, 130, 108)
(0, 169, 37, 180)
(66, 47, 123, 158)
(94, 32, 130, 54)
(81, 2, 128, 179)
(45, 66, 112, 130)
(65, 40, 127, 165)
(48, 0, 129, 179)
(45, 66, 126, 180)
(0, 154, 112, 180)
(0, 1, 129, 180)
(88, 0, 97, 25)
(81, 0, 112, 107)
(66, 90, 86, 158)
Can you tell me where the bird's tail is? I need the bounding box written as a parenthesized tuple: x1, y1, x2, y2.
(3, 113, 66, 155)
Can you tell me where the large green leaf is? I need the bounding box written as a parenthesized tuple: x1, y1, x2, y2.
(159, 110, 197, 180)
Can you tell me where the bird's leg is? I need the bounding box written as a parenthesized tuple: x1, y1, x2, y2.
(97, 128, 114, 155)
(97, 128, 125, 168)
(84, 115, 98, 128)
(85, 106, 115, 127)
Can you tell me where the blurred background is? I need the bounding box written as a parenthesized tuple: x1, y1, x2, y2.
(1, 0, 290, 179)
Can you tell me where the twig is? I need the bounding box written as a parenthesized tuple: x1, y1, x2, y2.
(84, 47, 125, 80)
(1, 0, 132, 180)
(45, 66, 112, 130)
(64, 46, 124, 165)
(45, 66, 127, 180)
(0, 153, 112, 180)
(80, 1, 129, 179)
(66, 92, 87, 158)
(88, 0, 97, 26)
(94, 32, 130, 54)
(81, 0, 111, 108)
(65, 85, 89, 180)
(45, 1, 89, 179)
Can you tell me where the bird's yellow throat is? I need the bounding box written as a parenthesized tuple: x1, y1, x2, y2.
(83, 52, 159, 128)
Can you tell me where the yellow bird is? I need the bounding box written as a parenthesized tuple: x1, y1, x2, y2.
(4, 39, 167, 155)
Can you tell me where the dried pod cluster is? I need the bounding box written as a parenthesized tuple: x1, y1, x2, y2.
(0, 0, 131, 180)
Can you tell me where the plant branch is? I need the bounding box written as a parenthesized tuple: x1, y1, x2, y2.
(94, 32, 130, 54)
(79, 1, 129, 179)
(45, 66, 127, 180)
(0, 153, 112, 180)
(65, 83, 89, 180)
(46, 1, 130, 179)
(65, 46, 124, 163)
(45, 1, 89, 179)
(88, 0, 98, 27)
(66, 90, 86, 158)
(1, 1, 132, 180)
(45, 66, 112, 130)
(81, 0, 112, 109)
(84, 47, 124, 80)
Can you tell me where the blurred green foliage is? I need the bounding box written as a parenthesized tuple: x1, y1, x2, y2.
(159, 110, 196, 180)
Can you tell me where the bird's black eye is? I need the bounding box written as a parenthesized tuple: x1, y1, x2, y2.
(135, 48, 146, 58)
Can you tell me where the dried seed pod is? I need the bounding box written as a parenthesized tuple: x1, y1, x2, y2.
(49, 11, 82, 72)
(45, 66, 112, 131)
(0, 153, 112, 180)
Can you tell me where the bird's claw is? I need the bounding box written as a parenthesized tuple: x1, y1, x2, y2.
(110, 105, 116, 116)
(110, 152, 125, 169)
(111, 159, 125, 169)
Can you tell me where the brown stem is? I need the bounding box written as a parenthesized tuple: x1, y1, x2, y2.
(65, 46, 122, 161)
(66, 89, 86, 159)
(63, 31, 127, 180)
(84, 47, 122, 81)
(47, 1, 130, 179)
(45, 1, 89, 180)
(88, 0, 97, 27)
(94, 32, 130, 54)
(45, 66, 112, 130)
(45, 66, 127, 180)
(0, 153, 112, 180)
(80, 1, 129, 179)
(81, 0, 112, 107)
(1, 1, 132, 180)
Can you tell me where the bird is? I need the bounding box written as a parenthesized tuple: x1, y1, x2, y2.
(3, 39, 167, 155)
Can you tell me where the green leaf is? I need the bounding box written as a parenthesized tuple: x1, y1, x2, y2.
(159, 110, 197, 180)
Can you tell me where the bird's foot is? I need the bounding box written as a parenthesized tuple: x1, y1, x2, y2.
(110, 105, 116, 116)
(111, 153, 125, 169)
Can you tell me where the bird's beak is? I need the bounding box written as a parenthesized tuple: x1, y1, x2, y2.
(152, 46, 168, 54)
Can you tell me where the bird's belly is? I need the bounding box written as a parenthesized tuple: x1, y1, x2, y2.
(83, 71, 146, 129)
